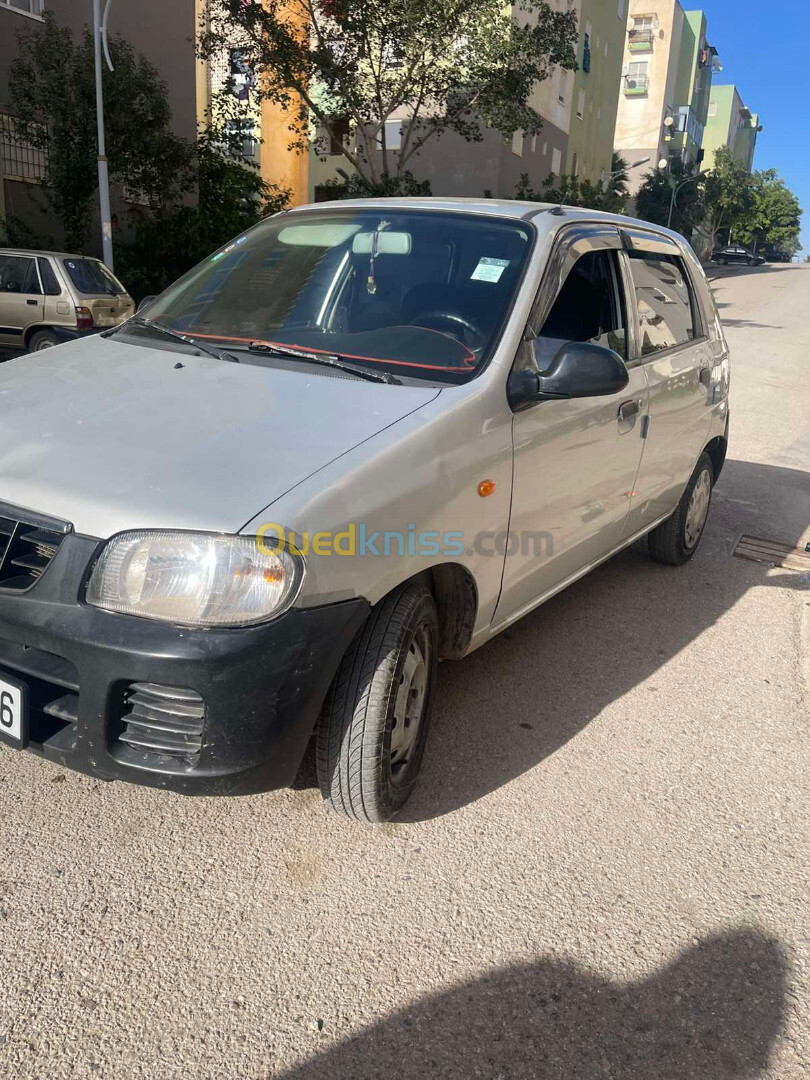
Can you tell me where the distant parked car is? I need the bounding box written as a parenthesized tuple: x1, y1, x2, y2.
(711, 245, 766, 267)
(0, 249, 134, 352)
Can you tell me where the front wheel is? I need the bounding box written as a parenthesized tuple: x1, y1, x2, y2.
(648, 452, 714, 566)
(316, 583, 439, 822)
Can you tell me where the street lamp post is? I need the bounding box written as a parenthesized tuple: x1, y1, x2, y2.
(666, 173, 705, 230)
(93, 0, 115, 270)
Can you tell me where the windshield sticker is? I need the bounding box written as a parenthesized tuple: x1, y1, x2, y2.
(471, 257, 510, 283)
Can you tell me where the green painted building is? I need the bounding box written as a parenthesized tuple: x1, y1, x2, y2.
(702, 84, 761, 171)
(564, 0, 629, 183)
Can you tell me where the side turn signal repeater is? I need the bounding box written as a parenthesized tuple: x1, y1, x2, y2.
(477, 480, 496, 498)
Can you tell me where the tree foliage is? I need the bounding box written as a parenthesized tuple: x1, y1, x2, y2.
(9, 12, 194, 250)
(513, 153, 631, 214)
(634, 158, 704, 238)
(735, 169, 802, 255)
(201, 0, 579, 192)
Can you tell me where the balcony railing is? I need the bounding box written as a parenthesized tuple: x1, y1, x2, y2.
(0, 112, 47, 182)
(628, 28, 655, 50)
(624, 74, 650, 95)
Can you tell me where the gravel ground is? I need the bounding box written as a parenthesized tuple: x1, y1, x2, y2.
(0, 263, 808, 1079)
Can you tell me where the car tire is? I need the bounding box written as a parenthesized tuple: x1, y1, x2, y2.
(747, 257, 755, 266)
(647, 452, 714, 567)
(27, 330, 61, 352)
(720, 257, 728, 266)
(316, 583, 439, 823)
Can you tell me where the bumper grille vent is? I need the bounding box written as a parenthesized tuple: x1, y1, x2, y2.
(119, 682, 205, 763)
(0, 508, 70, 591)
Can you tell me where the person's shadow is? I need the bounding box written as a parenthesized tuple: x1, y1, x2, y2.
(275, 929, 786, 1079)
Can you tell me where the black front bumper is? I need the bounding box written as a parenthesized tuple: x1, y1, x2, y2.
(0, 533, 369, 794)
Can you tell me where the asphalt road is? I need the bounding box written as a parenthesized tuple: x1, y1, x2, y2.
(1, 264, 808, 1079)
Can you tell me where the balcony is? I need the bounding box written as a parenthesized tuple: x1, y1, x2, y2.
(628, 28, 654, 51)
(624, 74, 650, 96)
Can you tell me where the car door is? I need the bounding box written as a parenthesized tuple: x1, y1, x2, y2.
(618, 229, 714, 533)
(0, 255, 43, 346)
(494, 224, 649, 627)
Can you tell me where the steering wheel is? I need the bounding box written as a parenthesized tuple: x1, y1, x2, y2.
(413, 311, 485, 352)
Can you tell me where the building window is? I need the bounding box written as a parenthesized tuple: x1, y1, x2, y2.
(228, 49, 254, 102)
(551, 147, 562, 175)
(542, 141, 548, 156)
(577, 90, 585, 119)
(376, 119, 402, 151)
(223, 118, 257, 159)
(511, 129, 524, 157)
(530, 133, 537, 153)
(624, 61, 649, 94)
(328, 116, 350, 155)
(0, 112, 47, 181)
(0, 0, 44, 15)
(708, 102, 718, 118)
(572, 152, 579, 176)
(582, 32, 591, 73)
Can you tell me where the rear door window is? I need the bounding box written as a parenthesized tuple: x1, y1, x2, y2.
(62, 258, 124, 296)
(0, 255, 34, 294)
(627, 252, 698, 356)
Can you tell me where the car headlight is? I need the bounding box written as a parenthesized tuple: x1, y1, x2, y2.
(86, 530, 303, 628)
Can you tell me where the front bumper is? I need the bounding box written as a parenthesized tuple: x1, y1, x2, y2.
(0, 533, 369, 794)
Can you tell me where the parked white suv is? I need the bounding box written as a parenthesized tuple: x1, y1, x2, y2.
(0, 199, 729, 821)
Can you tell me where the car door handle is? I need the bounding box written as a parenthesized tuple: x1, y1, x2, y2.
(618, 399, 640, 422)
(26, 299, 38, 306)
(699, 366, 711, 386)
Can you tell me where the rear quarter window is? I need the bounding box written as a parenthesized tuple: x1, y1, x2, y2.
(38, 258, 62, 296)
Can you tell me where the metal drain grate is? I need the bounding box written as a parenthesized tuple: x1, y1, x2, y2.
(733, 535, 810, 572)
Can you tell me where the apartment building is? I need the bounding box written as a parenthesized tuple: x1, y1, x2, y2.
(565, 0, 630, 183)
(702, 84, 761, 171)
(614, 0, 720, 193)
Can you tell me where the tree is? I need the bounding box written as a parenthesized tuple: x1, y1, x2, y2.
(513, 153, 630, 214)
(735, 169, 802, 256)
(693, 147, 754, 258)
(635, 159, 704, 238)
(200, 0, 579, 194)
(9, 12, 194, 250)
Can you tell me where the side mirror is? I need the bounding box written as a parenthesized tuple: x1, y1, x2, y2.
(508, 341, 630, 411)
(137, 295, 157, 313)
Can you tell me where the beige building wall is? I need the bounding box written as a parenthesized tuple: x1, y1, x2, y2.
(614, 0, 686, 193)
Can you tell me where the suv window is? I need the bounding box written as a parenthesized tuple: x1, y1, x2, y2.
(38, 258, 62, 296)
(627, 252, 697, 356)
(536, 249, 627, 368)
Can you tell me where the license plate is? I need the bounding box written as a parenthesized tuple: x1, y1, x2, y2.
(0, 673, 27, 749)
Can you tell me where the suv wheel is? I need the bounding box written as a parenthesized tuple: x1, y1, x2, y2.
(28, 330, 61, 352)
(316, 583, 439, 822)
(648, 452, 714, 566)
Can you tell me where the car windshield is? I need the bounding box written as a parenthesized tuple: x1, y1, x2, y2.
(136, 209, 534, 383)
(62, 258, 127, 296)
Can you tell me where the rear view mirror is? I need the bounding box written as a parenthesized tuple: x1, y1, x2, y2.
(508, 341, 629, 411)
(351, 231, 412, 255)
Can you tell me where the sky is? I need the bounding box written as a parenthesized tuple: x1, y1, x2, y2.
(695, 0, 810, 254)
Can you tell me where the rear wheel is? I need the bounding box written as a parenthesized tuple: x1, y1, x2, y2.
(316, 583, 439, 822)
(648, 452, 714, 566)
(27, 330, 60, 352)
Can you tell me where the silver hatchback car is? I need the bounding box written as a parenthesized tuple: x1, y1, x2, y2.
(0, 248, 134, 352)
(0, 199, 729, 821)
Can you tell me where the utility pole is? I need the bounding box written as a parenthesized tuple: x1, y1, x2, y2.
(93, 0, 114, 270)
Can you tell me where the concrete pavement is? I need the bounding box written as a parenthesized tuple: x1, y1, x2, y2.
(0, 265, 808, 1078)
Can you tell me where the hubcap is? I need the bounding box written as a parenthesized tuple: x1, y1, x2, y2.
(35, 339, 55, 351)
(684, 468, 711, 549)
(389, 626, 430, 787)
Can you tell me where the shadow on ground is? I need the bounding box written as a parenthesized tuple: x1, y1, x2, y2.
(276, 929, 786, 1079)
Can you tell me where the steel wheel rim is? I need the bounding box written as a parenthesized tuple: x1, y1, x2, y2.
(684, 468, 711, 549)
(389, 624, 431, 787)
(35, 339, 55, 351)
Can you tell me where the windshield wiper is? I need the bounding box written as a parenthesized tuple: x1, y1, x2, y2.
(116, 318, 241, 363)
(247, 341, 401, 385)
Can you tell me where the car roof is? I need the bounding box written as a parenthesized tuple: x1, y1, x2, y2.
(0, 248, 101, 261)
(285, 196, 690, 248)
